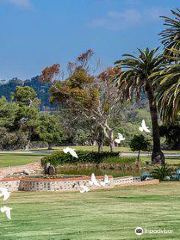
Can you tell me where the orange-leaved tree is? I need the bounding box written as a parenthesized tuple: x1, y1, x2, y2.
(40, 50, 121, 152)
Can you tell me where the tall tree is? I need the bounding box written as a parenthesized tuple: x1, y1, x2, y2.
(160, 125, 180, 149)
(13, 86, 41, 150)
(38, 113, 62, 150)
(115, 48, 165, 164)
(160, 8, 180, 57)
(40, 50, 121, 152)
(153, 61, 180, 123)
(156, 9, 180, 122)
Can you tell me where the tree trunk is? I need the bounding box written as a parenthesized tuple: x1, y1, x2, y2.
(25, 140, 31, 151)
(97, 128, 104, 153)
(137, 150, 140, 162)
(146, 86, 165, 164)
(102, 121, 115, 152)
(48, 143, 53, 150)
(25, 128, 31, 151)
(98, 141, 103, 153)
(109, 130, 115, 152)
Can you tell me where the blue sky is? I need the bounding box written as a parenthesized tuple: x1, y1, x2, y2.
(0, 0, 179, 80)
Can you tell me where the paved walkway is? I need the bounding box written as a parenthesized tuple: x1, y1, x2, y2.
(0, 150, 180, 158)
(121, 152, 180, 157)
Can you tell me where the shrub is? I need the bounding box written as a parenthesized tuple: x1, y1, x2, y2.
(151, 164, 172, 181)
(130, 134, 149, 161)
(41, 150, 120, 166)
(103, 156, 136, 164)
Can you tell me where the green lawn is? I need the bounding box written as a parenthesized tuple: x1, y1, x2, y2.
(140, 156, 180, 165)
(36, 145, 132, 152)
(38, 145, 180, 154)
(0, 151, 180, 169)
(0, 182, 180, 239)
(0, 153, 47, 167)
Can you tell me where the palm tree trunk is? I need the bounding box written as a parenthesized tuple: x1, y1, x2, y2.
(147, 87, 165, 164)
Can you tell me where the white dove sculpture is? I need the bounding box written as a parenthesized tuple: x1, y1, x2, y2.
(100, 175, 110, 186)
(63, 147, 78, 158)
(89, 173, 101, 187)
(139, 119, 150, 133)
(79, 185, 90, 193)
(0, 188, 10, 201)
(1, 206, 12, 220)
(114, 133, 125, 144)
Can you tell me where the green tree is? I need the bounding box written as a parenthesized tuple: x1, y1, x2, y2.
(160, 125, 180, 149)
(40, 50, 121, 152)
(0, 96, 18, 129)
(13, 86, 37, 106)
(156, 66, 180, 122)
(0, 96, 28, 150)
(130, 134, 149, 162)
(38, 113, 62, 150)
(160, 8, 180, 57)
(115, 48, 165, 164)
(13, 86, 41, 150)
(155, 9, 180, 122)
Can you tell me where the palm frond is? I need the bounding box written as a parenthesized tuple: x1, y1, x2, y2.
(115, 48, 165, 101)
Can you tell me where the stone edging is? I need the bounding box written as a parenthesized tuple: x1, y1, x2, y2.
(114, 179, 159, 188)
(0, 175, 159, 192)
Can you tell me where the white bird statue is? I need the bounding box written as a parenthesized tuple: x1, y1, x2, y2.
(63, 147, 78, 158)
(1, 206, 12, 220)
(100, 175, 110, 186)
(79, 185, 90, 193)
(89, 173, 101, 187)
(0, 188, 10, 201)
(139, 119, 150, 133)
(114, 133, 125, 144)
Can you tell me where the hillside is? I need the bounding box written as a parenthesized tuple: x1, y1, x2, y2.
(0, 77, 51, 110)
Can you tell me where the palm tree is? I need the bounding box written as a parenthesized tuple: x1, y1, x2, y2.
(160, 8, 180, 57)
(115, 48, 165, 164)
(157, 9, 180, 122)
(153, 57, 180, 123)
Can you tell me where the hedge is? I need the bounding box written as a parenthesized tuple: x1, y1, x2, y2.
(41, 150, 119, 165)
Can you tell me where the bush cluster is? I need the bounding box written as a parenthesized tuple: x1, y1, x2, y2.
(151, 164, 173, 181)
(41, 150, 120, 165)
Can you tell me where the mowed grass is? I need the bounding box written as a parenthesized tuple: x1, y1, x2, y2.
(140, 156, 180, 165)
(0, 153, 47, 167)
(0, 182, 180, 239)
(0, 151, 180, 168)
(37, 145, 180, 154)
(35, 146, 132, 152)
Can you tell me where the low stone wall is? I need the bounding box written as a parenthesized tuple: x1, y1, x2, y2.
(114, 179, 159, 188)
(19, 175, 114, 192)
(113, 176, 141, 185)
(0, 162, 42, 178)
(0, 175, 159, 192)
(0, 178, 20, 191)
